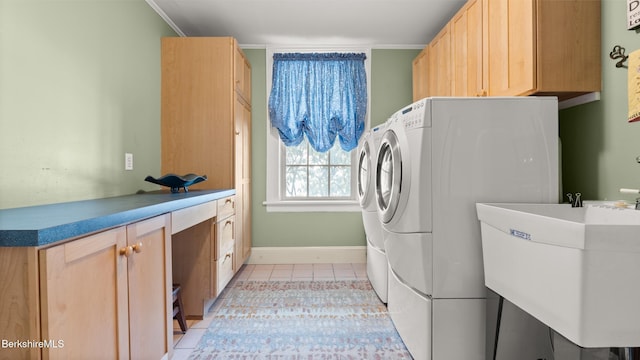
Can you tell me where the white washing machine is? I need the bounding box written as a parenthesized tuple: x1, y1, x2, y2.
(357, 122, 388, 303)
(375, 97, 559, 360)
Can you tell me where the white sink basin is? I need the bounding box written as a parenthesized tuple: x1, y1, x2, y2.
(476, 203, 640, 348)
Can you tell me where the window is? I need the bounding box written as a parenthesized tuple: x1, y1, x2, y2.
(265, 47, 371, 212)
(284, 138, 353, 199)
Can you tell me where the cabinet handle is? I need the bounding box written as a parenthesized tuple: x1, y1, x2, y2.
(119, 246, 133, 258)
(225, 220, 232, 226)
(225, 198, 233, 204)
(132, 242, 143, 253)
(224, 252, 232, 261)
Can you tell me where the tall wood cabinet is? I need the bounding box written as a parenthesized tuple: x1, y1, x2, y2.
(161, 37, 252, 268)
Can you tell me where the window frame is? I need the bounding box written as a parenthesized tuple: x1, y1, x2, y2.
(264, 46, 371, 213)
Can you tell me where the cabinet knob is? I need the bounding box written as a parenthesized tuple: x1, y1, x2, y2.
(119, 246, 133, 258)
(132, 242, 143, 253)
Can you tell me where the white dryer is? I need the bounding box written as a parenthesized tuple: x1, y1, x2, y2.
(357, 122, 388, 303)
(375, 97, 559, 360)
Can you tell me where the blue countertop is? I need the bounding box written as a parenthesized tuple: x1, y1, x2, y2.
(0, 189, 235, 247)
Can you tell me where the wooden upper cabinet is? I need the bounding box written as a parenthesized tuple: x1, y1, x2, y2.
(415, 0, 600, 102)
(428, 24, 452, 97)
(487, 0, 536, 96)
(235, 45, 251, 104)
(412, 46, 429, 101)
(487, 0, 601, 99)
(452, 0, 487, 97)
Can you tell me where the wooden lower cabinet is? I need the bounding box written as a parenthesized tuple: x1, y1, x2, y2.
(125, 215, 172, 360)
(0, 196, 246, 359)
(171, 196, 237, 319)
(39, 227, 130, 360)
(216, 197, 236, 296)
(37, 214, 172, 360)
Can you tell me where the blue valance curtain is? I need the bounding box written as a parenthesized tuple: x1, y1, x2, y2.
(268, 52, 367, 152)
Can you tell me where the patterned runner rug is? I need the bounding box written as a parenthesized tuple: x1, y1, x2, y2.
(189, 280, 412, 359)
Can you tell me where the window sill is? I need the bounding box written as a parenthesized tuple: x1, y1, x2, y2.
(262, 200, 361, 213)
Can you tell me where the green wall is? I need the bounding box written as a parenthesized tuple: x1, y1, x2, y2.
(6, 0, 631, 248)
(560, 0, 640, 202)
(0, 0, 176, 209)
(245, 49, 419, 247)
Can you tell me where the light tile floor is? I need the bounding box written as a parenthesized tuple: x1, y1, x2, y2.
(171, 263, 368, 360)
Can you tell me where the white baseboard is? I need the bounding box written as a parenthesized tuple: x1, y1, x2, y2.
(246, 246, 366, 264)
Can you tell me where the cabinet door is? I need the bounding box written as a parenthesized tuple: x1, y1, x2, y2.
(412, 47, 429, 101)
(234, 98, 252, 266)
(241, 103, 252, 262)
(487, 0, 535, 96)
(39, 227, 129, 360)
(126, 214, 172, 360)
(452, 0, 486, 96)
(428, 24, 452, 96)
(161, 37, 235, 189)
(235, 44, 251, 103)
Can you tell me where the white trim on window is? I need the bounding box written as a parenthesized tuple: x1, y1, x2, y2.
(264, 46, 372, 213)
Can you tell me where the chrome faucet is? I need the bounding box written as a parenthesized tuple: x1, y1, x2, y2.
(619, 156, 640, 209)
(619, 188, 640, 209)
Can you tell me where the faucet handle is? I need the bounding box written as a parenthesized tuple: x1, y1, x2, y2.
(573, 193, 582, 208)
(620, 188, 640, 194)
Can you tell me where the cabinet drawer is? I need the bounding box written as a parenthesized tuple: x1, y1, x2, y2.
(217, 196, 236, 220)
(172, 201, 217, 234)
(216, 215, 235, 260)
(216, 249, 234, 296)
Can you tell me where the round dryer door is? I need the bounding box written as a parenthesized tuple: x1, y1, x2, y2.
(357, 141, 371, 207)
(376, 130, 402, 224)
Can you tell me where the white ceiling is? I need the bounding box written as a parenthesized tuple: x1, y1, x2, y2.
(146, 0, 466, 47)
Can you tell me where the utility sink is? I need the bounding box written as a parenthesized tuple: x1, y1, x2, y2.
(476, 203, 640, 348)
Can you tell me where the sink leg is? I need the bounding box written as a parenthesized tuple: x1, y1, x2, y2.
(492, 295, 504, 360)
(487, 290, 555, 360)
